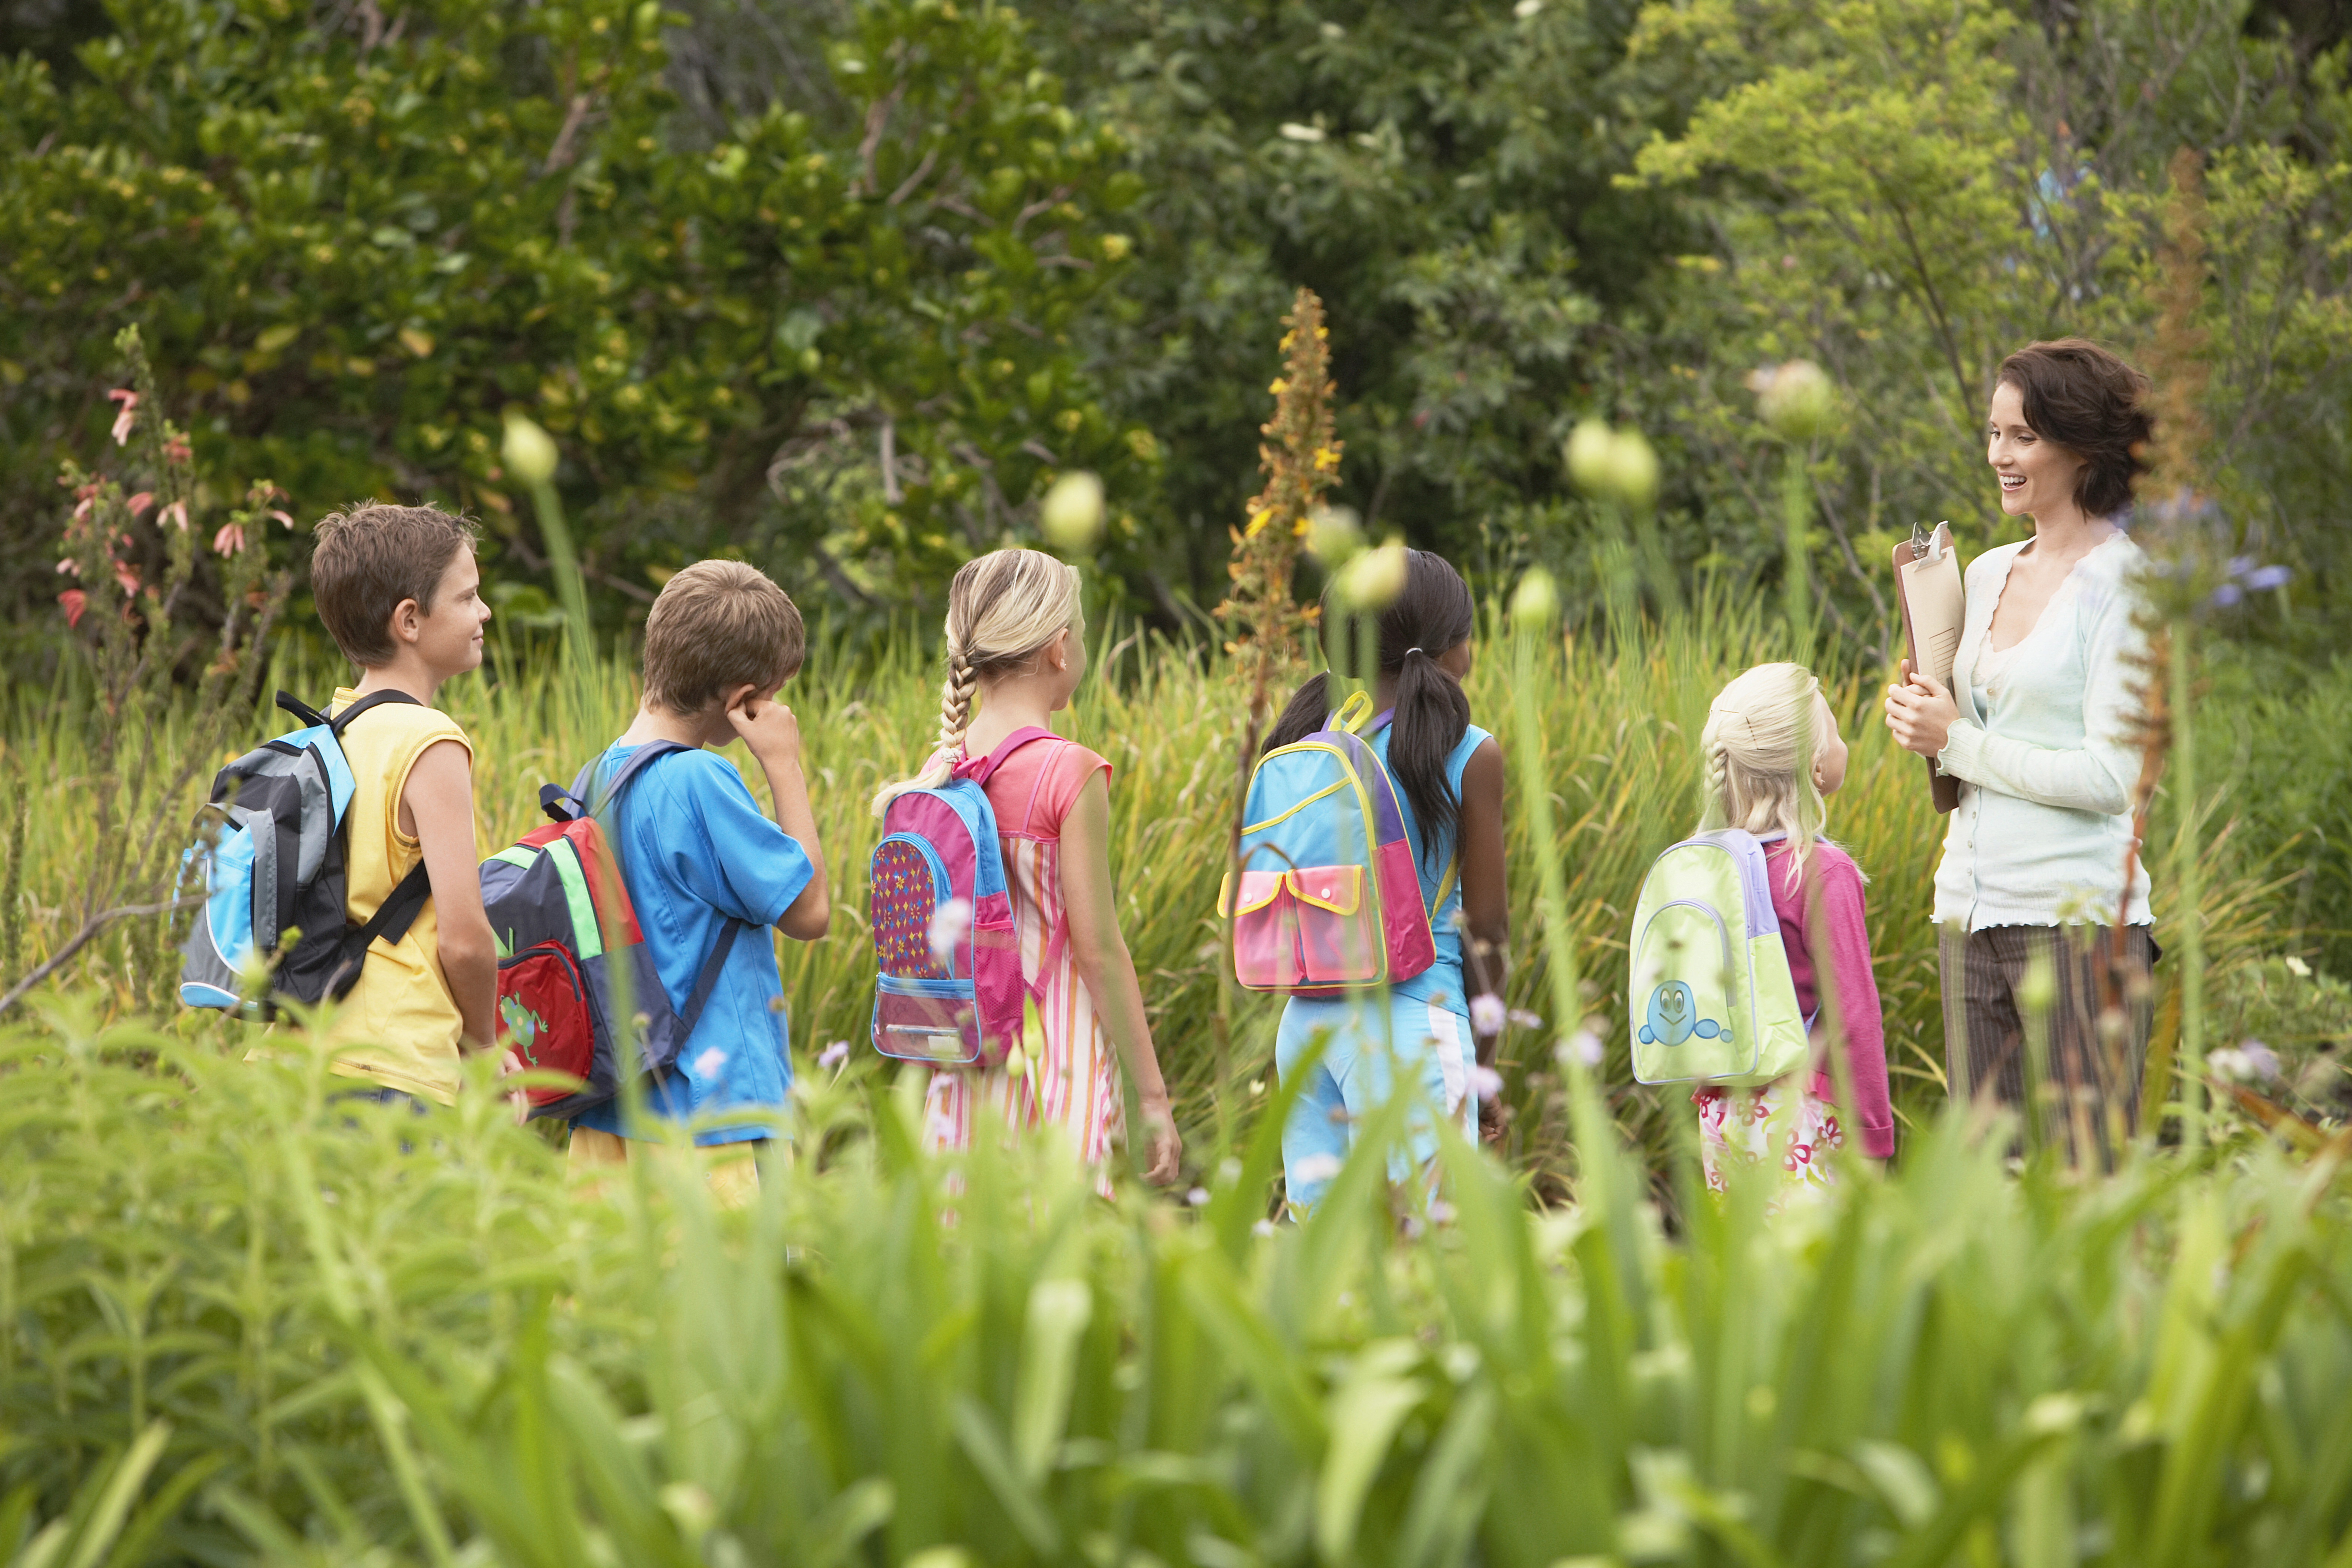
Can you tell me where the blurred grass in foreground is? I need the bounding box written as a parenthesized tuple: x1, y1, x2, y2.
(0, 599, 2305, 1190)
(7, 1001, 2352, 1564)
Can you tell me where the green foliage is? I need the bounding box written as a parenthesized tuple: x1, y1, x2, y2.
(12, 1000, 2352, 1562)
(0, 604, 2310, 1190)
(0, 0, 1138, 623)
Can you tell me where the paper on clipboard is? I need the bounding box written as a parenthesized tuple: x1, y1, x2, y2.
(1892, 522, 1964, 813)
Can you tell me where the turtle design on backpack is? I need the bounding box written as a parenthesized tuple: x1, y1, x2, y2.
(1625, 828, 1809, 1087)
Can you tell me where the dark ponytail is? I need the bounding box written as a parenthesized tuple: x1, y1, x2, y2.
(1262, 549, 1476, 866)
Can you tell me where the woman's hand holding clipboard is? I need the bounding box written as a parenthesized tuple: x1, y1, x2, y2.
(1888, 522, 1965, 813)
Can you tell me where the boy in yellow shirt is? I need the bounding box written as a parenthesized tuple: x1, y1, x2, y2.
(306, 502, 499, 1104)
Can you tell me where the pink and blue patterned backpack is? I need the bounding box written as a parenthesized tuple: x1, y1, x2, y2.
(1223, 691, 1440, 996)
(867, 728, 1064, 1068)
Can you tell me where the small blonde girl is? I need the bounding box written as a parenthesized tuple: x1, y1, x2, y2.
(1690, 663, 1894, 1191)
(873, 549, 1182, 1190)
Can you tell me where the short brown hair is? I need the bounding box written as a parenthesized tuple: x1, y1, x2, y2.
(310, 501, 481, 666)
(1996, 339, 2155, 517)
(642, 560, 805, 713)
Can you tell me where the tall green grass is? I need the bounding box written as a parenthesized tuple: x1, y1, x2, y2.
(0, 604, 2294, 1187)
(8, 1005, 2352, 1564)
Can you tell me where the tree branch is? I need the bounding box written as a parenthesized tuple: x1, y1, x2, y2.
(0, 896, 203, 1017)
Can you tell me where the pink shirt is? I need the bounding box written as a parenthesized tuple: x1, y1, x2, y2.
(1766, 837, 1894, 1157)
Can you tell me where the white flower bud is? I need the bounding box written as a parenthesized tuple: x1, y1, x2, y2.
(1305, 504, 1364, 566)
(1039, 470, 1105, 552)
(1564, 419, 1616, 494)
(1754, 359, 1834, 441)
(1335, 538, 1407, 609)
(1509, 567, 1559, 629)
(501, 414, 558, 486)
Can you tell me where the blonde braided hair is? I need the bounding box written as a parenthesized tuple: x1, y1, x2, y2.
(872, 549, 1083, 815)
(1698, 661, 1833, 891)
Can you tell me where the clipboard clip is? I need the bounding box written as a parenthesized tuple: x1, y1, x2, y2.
(1909, 521, 1950, 564)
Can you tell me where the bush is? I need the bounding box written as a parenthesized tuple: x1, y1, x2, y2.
(9, 1000, 2352, 1563)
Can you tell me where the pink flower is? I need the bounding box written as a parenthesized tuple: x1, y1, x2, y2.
(70, 483, 98, 520)
(107, 389, 138, 445)
(126, 491, 154, 518)
(56, 557, 80, 575)
(163, 437, 192, 465)
(161, 500, 188, 531)
(211, 522, 246, 556)
(267, 509, 293, 527)
(58, 588, 87, 627)
(1468, 1064, 1505, 1102)
(112, 558, 142, 596)
(1468, 993, 1506, 1035)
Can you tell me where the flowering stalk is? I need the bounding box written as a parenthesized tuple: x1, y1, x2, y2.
(1215, 290, 1344, 1114)
(1506, 572, 1613, 1200)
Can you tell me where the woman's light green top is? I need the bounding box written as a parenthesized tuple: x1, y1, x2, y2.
(1932, 533, 2154, 931)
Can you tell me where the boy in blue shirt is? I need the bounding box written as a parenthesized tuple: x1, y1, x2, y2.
(567, 560, 830, 1199)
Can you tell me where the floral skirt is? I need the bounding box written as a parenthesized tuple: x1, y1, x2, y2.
(1692, 1075, 1843, 1199)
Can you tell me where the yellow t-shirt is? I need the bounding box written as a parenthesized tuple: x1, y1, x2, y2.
(321, 687, 474, 1104)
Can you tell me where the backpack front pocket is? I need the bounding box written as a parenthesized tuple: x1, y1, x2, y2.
(498, 942, 596, 1106)
(1224, 866, 1379, 990)
(872, 973, 981, 1065)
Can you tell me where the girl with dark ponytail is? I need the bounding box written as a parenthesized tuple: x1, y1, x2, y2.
(1265, 549, 1512, 1210)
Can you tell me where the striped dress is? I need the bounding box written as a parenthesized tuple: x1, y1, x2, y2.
(922, 738, 1123, 1193)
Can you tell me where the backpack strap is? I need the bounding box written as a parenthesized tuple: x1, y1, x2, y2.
(566, 739, 758, 1044)
(674, 918, 747, 1038)
(325, 857, 435, 999)
(325, 688, 424, 737)
(953, 725, 1061, 785)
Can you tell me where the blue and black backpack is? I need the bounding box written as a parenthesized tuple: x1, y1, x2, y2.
(178, 690, 434, 1016)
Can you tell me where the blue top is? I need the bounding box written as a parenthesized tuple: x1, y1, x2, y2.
(1380, 721, 1491, 1020)
(570, 743, 814, 1145)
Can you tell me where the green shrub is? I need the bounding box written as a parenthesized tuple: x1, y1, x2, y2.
(9, 1001, 2352, 1563)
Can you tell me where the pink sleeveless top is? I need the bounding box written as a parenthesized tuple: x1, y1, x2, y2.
(922, 735, 1123, 1184)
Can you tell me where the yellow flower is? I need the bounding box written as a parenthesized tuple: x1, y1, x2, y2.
(1312, 446, 1340, 471)
(1268, 378, 1288, 395)
(1245, 506, 1275, 538)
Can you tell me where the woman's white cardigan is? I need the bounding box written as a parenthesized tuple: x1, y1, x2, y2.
(1931, 533, 2154, 931)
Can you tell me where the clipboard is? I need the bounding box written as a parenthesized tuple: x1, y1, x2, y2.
(1892, 522, 1964, 814)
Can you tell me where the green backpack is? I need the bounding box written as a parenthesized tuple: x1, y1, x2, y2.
(1627, 830, 1811, 1087)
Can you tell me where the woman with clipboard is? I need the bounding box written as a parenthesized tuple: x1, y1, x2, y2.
(1883, 339, 2160, 1161)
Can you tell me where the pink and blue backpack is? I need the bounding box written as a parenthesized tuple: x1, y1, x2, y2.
(867, 728, 1065, 1068)
(1223, 692, 1439, 996)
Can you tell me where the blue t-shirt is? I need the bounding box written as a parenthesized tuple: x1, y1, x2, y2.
(1381, 721, 1492, 1020)
(570, 743, 813, 1145)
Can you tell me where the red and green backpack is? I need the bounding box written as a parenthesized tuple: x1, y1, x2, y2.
(480, 742, 748, 1119)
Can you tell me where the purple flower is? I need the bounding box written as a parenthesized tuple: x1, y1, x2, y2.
(927, 897, 973, 966)
(1507, 1008, 1545, 1031)
(818, 1040, 850, 1071)
(2210, 583, 2243, 609)
(2227, 555, 2256, 578)
(1292, 1152, 1343, 1185)
(1186, 1187, 1210, 1206)
(1469, 993, 1506, 1035)
(2241, 1040, 2280, 1080)
(2245, 565, 2291, 591)
(694, 1046, 729, 1077)
(1469, 1064, 1505, 1101)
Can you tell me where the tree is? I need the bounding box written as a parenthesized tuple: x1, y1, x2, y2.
(0, 0, 1144, 629)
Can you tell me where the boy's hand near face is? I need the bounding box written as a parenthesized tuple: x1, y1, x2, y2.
(724, 686, 802, 768)
(723, 685, 829, 942)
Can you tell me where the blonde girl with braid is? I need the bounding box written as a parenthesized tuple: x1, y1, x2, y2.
(873, 549, 1184, 1190)
(1688, 663, 1894, 1193)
